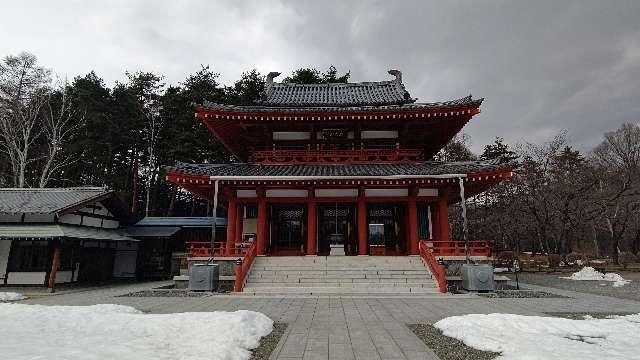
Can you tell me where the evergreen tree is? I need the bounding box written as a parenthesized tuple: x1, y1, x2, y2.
(480, 137, 518, 164)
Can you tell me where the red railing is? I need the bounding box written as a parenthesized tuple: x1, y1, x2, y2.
(418, 240, 447, 293)
(250, 148, 423, 164)
(186, 241, 254, 257)
(425, 240, 490, 257)
(234, 241, 258, 292)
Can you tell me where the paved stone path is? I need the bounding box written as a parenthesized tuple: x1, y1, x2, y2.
(15, 281, 640, 360)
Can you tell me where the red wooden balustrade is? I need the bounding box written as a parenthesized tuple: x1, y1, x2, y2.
(423, 240, 490, 257)
(186, 241, 253, 257)
(234, 241, 257, 292)
(250, 148, 422, 164)
(418, 240, 447, 293)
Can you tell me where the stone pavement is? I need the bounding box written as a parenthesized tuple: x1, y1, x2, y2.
(16, 281, 640, 360)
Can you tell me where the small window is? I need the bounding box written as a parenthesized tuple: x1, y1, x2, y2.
(245, 204, 258, 219)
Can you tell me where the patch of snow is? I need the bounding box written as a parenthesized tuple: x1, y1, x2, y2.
(560, 266, 631, 287)
(590, 260, 606, 264)
(0, 292, 25, 301)
(493, 267, 510, 273)
(434, 313, 640, 360)
(0, 303, 273, 360)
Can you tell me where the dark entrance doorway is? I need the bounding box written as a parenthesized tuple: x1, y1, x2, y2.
(367, 204, 407, 255)
(317, 204, 356, 255)
(270, 205, 305, 255)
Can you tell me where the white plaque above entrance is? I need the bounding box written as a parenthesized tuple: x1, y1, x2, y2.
(266, 189, 309, 198)
(418, 188, 438, 197)
(236, 190, 257, 198)
(365, 188, 408, 197)
(315, 189, 358, 197)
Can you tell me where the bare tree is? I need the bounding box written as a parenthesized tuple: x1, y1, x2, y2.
(0, 52, 51, 187)
(38, 82, 85, 187)
(589, 123, 640, 262)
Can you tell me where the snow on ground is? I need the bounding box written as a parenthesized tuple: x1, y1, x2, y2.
(560, 266, 631, 287)
(435, 313, 640, 360)
(0, 303, 273, 360)
(0, 292, 25, 301)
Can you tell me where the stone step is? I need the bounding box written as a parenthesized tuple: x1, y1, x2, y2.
(246, 282, 436, 288)
(249, 269, 429, 274)
(245, 256, 438, 294)
(246, 277, 435, 284)
(242, 286, 440, 295)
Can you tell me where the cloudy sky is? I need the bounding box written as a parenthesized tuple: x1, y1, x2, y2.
(2, 1, 639, 152)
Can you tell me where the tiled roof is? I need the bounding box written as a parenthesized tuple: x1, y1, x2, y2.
(167, 161, 511, 178)
(258, 70, 414, 107)
(0, 224, 136, 241)
(133, 217, 227, 227)
(199, 95, 482, 114)
(0, 187, 112, 214)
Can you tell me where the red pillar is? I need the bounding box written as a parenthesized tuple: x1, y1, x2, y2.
(438, 198, 451, 242)
(407, 188, 419, 255)
(256, 189, 267, 255)
(235, 204, 244, 243)
(307, 193, 317, 255)
(357, 188, 368, 255)
(226, 192, 237, 256)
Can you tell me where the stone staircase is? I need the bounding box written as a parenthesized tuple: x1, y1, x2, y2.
(242, 256, 440, 295)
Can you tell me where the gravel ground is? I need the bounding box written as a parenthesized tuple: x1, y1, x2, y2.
(408, 324, 498, 360)
(250, 323, 287, 360)
(118, 289, 214, 297)
(511, 272, 640, 301)
(479, 289, 567, 298)
(546, 312, 637, 319)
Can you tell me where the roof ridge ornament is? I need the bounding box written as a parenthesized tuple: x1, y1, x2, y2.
(388, 69, 402, 83)
(266, 72, 281, 88)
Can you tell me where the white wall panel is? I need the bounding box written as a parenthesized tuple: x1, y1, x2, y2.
(59, 214, 82, 225)
(23, 214, 55, 223)
(0, 214, 22, 222)
(365, 188, 408, 197)
(7, 272, 46, 285)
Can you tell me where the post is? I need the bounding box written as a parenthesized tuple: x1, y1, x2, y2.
(210, 180, 219, 257)
(357, 188, 368, 255)
(48, 242, 61, 293)
(236, 204, 244, 243)
(307, 191, 317, 255)
(427, 205, 433, 240)
(256, 188, 267, 255)
(226, 191, 237, 256)
(458, 177, 470, 263)
(438, 198, 451, 243)
(407, 187, 419, 255)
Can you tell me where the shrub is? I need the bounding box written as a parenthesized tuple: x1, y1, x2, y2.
(496, 251, 516, 266)
(548, 254, 563, 269)
(565, 252, 586, 266)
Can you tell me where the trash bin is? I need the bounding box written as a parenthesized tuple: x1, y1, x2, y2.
(189, 263, 219, 291)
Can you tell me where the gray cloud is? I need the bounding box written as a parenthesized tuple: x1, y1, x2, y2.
(1, 0, 639, 152)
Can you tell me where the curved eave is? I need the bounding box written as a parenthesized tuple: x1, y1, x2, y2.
(165, 164, 513, 202)
(195, 96, 483, 119)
